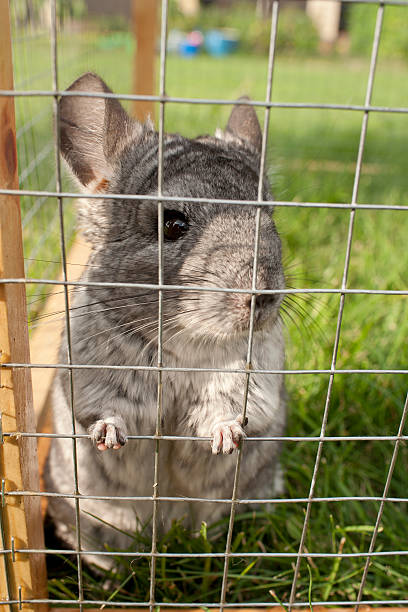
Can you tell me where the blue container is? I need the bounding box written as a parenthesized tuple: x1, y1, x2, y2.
(205, 29, 239, 57)
(179, 41, 200, 57)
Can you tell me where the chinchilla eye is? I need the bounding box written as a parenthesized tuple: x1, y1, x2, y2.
(163, 210, 189, 241)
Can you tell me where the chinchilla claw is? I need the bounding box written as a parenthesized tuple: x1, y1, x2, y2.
(211, 417, 246, 455)
(89, 418, 127, 451)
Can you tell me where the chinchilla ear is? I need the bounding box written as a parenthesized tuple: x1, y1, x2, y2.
(59, 72, 142, 190)
(224, 96, 263, 153)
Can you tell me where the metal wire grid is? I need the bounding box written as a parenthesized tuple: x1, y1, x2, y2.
(9, 4, 94, 312)
(289, 4, 384, 608)
(50, 0, 85, 604)
(1, 0, 408, 609)
(11, 7, 57, 282)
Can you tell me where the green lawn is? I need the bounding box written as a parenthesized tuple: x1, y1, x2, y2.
(12, 26, 408, 606)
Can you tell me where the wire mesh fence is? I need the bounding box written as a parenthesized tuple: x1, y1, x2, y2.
(1, 0, 408, 609)
(10, 0, 103, 319)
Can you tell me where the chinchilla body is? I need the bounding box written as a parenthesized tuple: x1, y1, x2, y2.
(45, 73, 286, 565)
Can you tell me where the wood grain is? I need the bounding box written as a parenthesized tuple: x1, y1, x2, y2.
(131, 0, 158, 123)
(0, 1, 47, 609)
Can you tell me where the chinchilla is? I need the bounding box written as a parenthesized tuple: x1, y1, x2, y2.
(44, 72, 286, 568)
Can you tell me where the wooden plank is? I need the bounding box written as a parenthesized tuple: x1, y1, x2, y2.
(131, 0, 158, 123)
(0, 1, 48, 609)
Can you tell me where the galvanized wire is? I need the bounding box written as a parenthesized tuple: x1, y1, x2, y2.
(3, 431, 408, 442)
(287, 5, 386, 608)
(2, 362, 408, 376)
(2, 277, 408, 295)
(149, 2, 169, 610)
(18, 141, 54, 185)
(0, 504, 13, 612)
(21, 177, 56, 229)
(1, 187, 407, 210)
(2, 598, 408, 609)
(50, 2, 84, 608)
(9, 6, 80, 289)
(354, 391, 408, 610)
(2, 546, 408, 560)
(2, 89, 408, 115)
(4, 490, 408, 506)
(219, 4, 279, 608)
(16, 106, 50, 141)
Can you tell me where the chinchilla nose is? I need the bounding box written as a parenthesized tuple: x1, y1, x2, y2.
(245, 292, 280, 312)
(255, 293, 279, 310)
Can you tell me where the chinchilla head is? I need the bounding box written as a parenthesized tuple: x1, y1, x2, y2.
(59, 73, 284, 344)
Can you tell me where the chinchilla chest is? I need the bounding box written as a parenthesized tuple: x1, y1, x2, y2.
(61, 318, 285, 501)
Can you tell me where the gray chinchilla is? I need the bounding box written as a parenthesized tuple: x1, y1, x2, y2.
(44, 72, 286, 568)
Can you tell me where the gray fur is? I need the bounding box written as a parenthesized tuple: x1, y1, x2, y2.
(45, 73, 286, 568)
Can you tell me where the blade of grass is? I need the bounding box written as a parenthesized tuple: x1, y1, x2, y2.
(322, 535, 346, 601)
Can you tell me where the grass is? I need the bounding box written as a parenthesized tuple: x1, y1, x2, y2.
(11, 21, 408, 606)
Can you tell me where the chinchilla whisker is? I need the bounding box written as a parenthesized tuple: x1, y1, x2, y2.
(29, 303, 134, 326)
(129, 311, 201, 351)
(28, 285, 177, 310)
(282, 251, 297, 266)
(25, 256, 180, 277)
(282, 298, 326, 346)
(282, 297, 310, 326)
(29, 298, 161, 325)
(285, 294, 320, 320)
(28, 317, 70, 331)
(28, 297, 192, 334)
(95, 309, 188, 343)
(282, 259, 297, 270)
(285, 284, 327, 310)
(285, 274, 314, 285)
(178, 311, 224, 342)
(285, 306, 316, 344)
(285, 293, 329, 329)
(28, 284, 201, 315)
(285, 274, 321, 286)
(24, 257, 112, 269)
(29, 303, 135, 326)
(93, 315, 184, 359)
(181, 271, 246, 289)
(27, 287, 113, 312)
(25, 257, 91, 267)
(181, 268, 222, 282)
(163, 313, 215, 352)
(27, 285, 93, 306)
(95, 311, 188, 348)
(286, 290, 321, 304)
(162, 327, 191, 352)
(90, 320, 162, 359)
(28, 293, 182, 324)
(146, 318, 183, 344)
(134, 322, 179, 359)
(279, 306, 304, 340)
(81, 316, 157, 343)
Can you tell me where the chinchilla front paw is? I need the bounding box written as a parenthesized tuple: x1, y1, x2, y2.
(211, 415, 247, 455)
(89, 417, 127, 451)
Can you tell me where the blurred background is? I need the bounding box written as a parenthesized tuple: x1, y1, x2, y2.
(9, 0, 408, 603)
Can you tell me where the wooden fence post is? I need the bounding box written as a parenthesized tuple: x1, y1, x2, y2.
(0, 1, 48, 610)
(131, 0, 158, 123)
